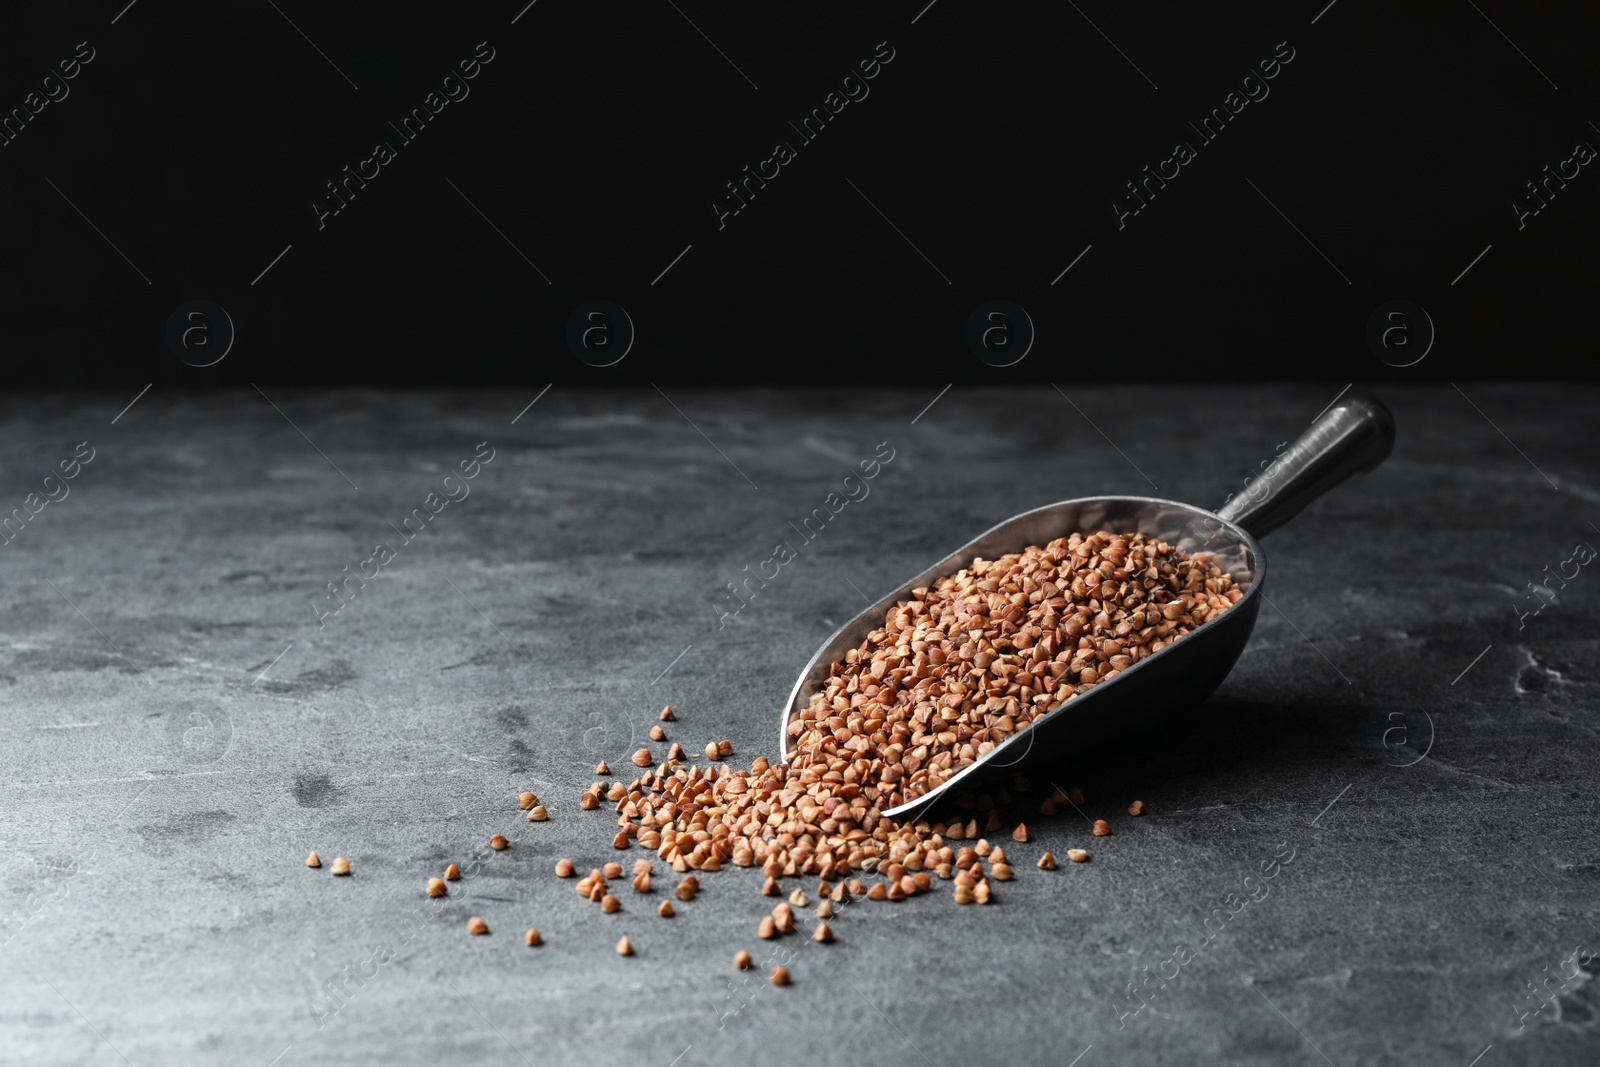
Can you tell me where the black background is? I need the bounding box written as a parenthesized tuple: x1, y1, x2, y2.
(3, 0, 1595, 386)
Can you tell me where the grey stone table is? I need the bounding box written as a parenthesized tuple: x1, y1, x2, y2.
(2, 385, 1597, 1066)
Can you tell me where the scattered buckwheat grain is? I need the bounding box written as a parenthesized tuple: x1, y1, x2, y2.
(330, 857, 350, 876)
(525, 928, 542, 946)
(426, 877, 447, 897)
(305, 851, 321, 868)
(490, 834, 509, 851)
(734, 950, 752, 970)
(770, 966, 790, 986)
(467, 916, 488, 935)
(518, 792, 537, 810)
(1092, 820, 1111, 837)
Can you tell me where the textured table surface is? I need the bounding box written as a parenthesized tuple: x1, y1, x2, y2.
(2, 384, 1597, 1066)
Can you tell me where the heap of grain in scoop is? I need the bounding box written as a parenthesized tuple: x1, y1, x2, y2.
(595, 530, 1240, 887)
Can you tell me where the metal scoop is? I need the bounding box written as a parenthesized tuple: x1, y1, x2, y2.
(778, 396, 1395, 820)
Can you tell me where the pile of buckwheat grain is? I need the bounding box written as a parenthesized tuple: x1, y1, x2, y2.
(323, 530, 1240, 973)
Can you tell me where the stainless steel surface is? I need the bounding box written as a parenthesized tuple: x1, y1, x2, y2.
(778, 397, 1396, 819)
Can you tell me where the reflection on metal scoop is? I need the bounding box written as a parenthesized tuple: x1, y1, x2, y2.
(777, 397, 1395, 820)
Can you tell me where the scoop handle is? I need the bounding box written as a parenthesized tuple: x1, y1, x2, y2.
(1215, 395, 1394, 538)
